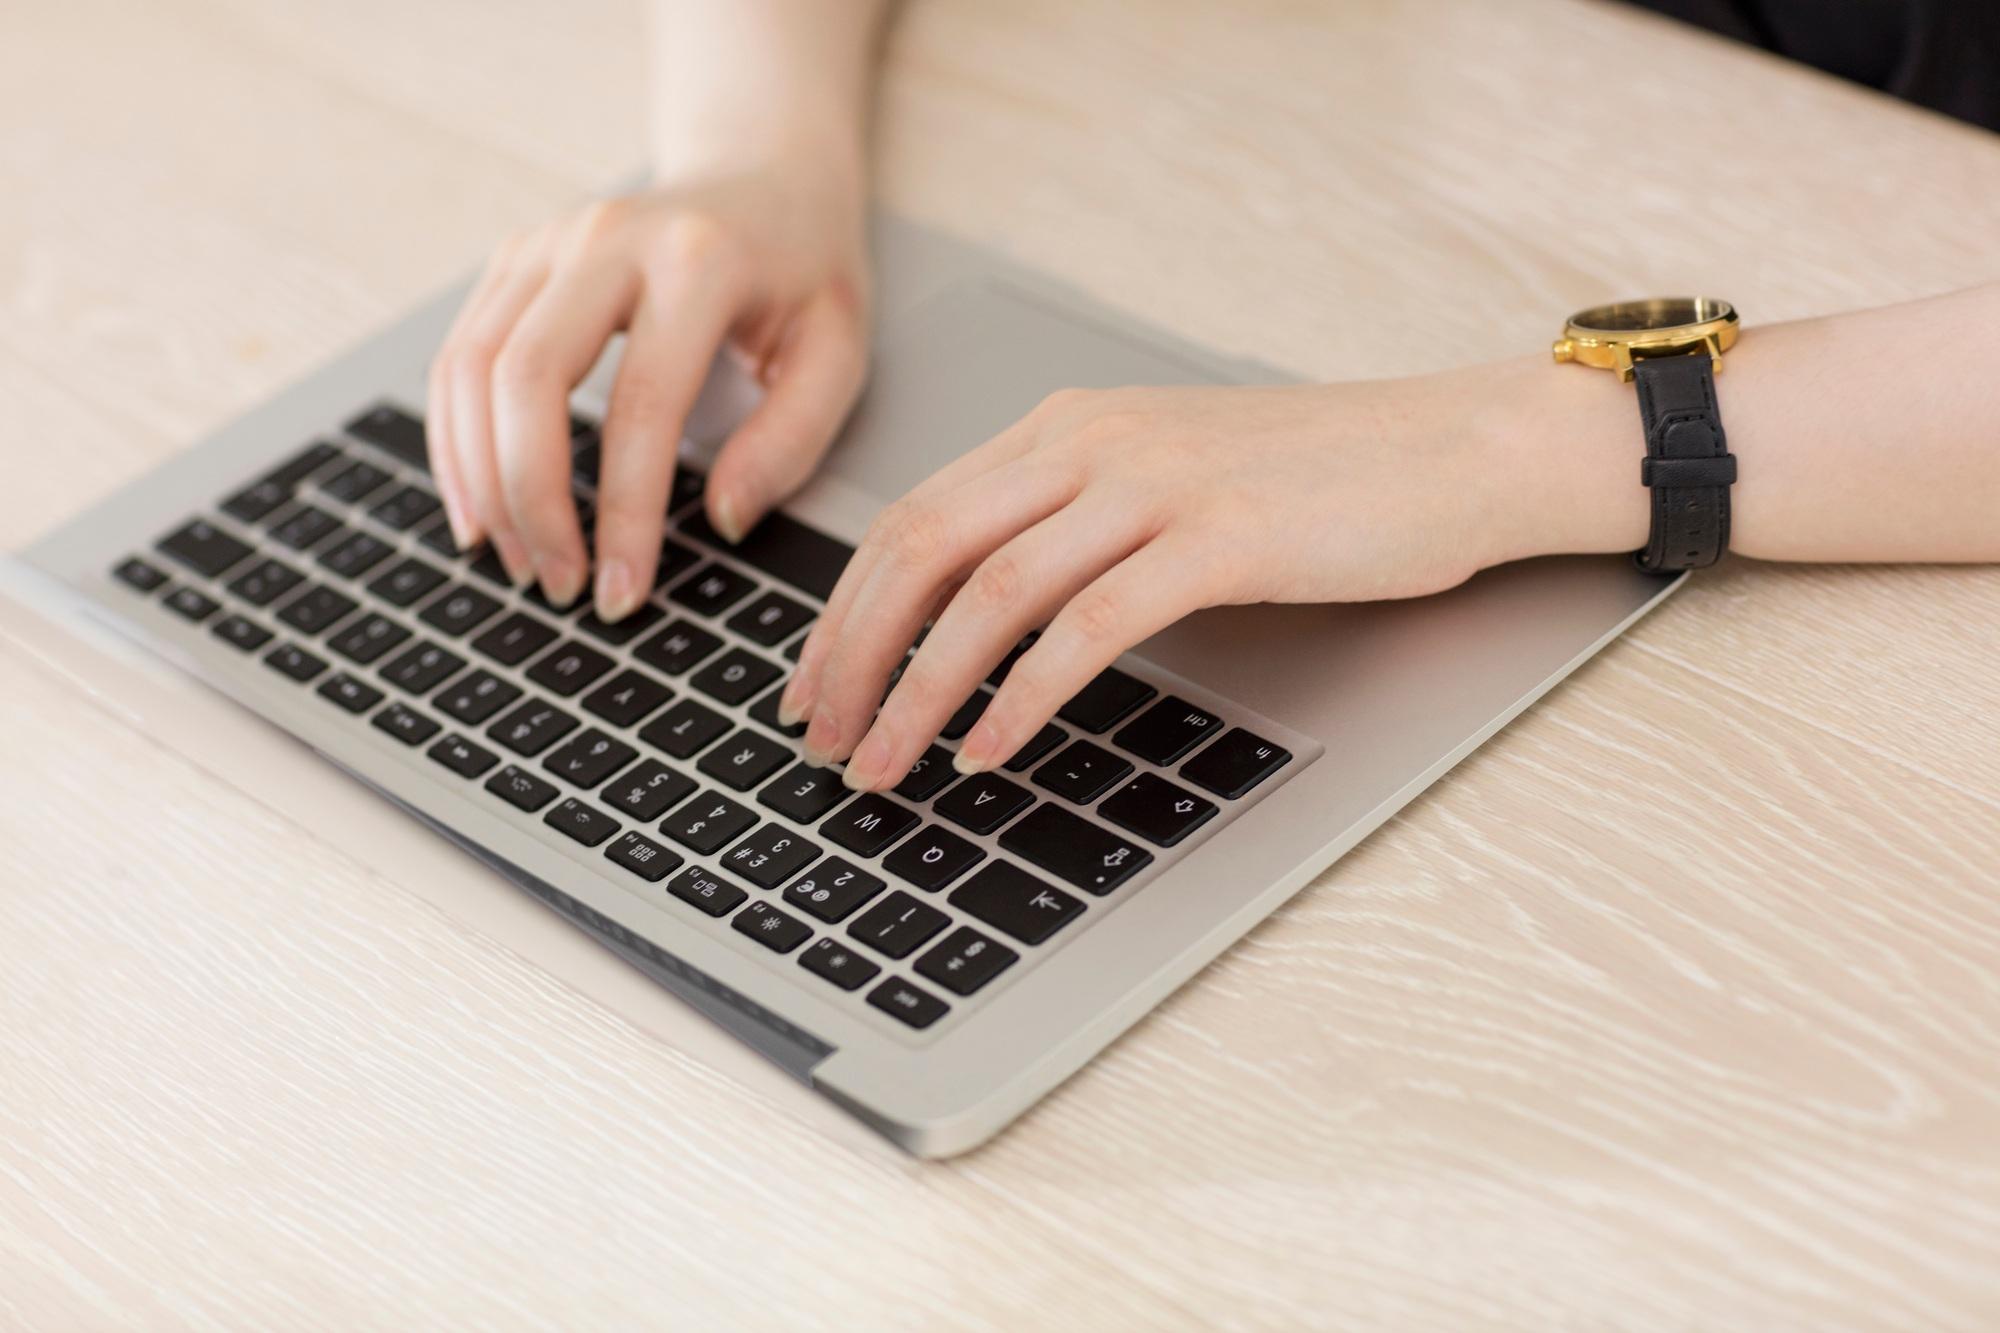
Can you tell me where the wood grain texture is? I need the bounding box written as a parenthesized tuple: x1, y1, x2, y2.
(4, 0, 1998, 1328)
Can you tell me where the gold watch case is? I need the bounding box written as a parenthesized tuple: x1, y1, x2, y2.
(1552, 297, 1739, 381)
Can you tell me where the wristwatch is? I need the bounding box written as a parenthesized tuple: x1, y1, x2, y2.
(1553, 297, 1740, 573)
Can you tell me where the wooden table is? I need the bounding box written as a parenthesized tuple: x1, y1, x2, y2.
(6, 1, 1998, 1326)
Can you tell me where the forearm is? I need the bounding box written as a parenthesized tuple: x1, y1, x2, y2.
(645, 0, 891, 181)
(1498, 282, 2000, 565)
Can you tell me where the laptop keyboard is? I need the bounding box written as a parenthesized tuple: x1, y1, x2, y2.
(110, 402, 1300, 1037)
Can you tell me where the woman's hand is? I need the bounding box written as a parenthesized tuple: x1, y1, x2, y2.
(781, 363, 1648, 791)
(425, 157, 870, 619)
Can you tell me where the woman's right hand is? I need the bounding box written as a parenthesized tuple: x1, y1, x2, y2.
(425, 157, 871, 620)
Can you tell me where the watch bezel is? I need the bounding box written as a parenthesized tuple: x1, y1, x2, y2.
(1553, 297, 1739, 381)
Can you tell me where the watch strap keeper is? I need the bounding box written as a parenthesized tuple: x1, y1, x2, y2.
(1631, 352, 1734, 573)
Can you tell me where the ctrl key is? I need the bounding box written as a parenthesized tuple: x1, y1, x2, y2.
(604, 830, 683, 884)
(867, 977, 950, 1031)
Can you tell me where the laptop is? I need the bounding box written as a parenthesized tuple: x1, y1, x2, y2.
(8, 214, 1682, 1156)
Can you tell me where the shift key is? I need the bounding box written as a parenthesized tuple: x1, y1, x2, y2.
(998, 803, 1152, 895)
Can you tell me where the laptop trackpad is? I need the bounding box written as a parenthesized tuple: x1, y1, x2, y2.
(825, 279, 1240, 501)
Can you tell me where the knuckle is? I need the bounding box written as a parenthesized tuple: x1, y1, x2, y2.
(1031, 387, 1091, 422)
(570, 196, 634, 248)
(882, 501, 951, 570)
(491, 339, 555, 398)
(1069, 407, 1149, 454)
(1064, 588, 1126, 645)
(654, 211, 732, 272)
(965, 552, 1024, 614)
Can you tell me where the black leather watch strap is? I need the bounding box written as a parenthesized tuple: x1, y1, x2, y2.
(1631, 353, 1735, 573)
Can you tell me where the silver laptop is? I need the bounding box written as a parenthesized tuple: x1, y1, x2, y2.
(12, 215, 1680, 1156)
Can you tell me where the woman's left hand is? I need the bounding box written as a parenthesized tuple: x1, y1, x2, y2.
(779, 366, 1643, 791)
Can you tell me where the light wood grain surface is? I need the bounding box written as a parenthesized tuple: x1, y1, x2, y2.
(5, 1, 2000, 1328)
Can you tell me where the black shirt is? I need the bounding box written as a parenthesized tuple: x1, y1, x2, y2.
(1631, 0, 2000, 131)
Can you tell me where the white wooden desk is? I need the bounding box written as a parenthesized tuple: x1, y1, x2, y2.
(4, 1, 1999, 1326)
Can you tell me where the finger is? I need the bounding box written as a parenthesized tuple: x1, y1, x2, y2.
(782, 406, 1057, 727)
(798, 455, 1082, 767)
(590, 263, 741, 620)
(842, 493, 1153, 790)
(490, 258, 641, 606)
(424, 355, 476, 549)
(444, 236, 557, 582)
(956, 538, 1211, 773)
(704, 289, 868, 544)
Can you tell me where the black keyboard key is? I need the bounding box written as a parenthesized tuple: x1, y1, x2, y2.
(696, 727, 792, 791)
(367, 556, 447, 607)
(265, 440, 344, 489)
(468, 548, 512, 586)
(667, 467, 706, 514)
(576, 602, 664, 647)
(541, 728, 637, 787)
(159, 518, 253, 579)
(521, 579, 588, 618)
(948, 862, 1084, 946)
(668, 562, 757, 616)
(427, 732, 499, 778)
(999, 803, 1153, 895)
(1032, 739, 1133, 804)
(227, 557, 304, 607)
(986, 634, 1037, 687)
(163, 586, 220, 622)
(221, 442, 340, 522)
(319, 458, 394, 503)
(434, 669, 521, 724)
(1003, 722, 1067, 773)
(934, 772, 1033, 835)
(680, 509, 852, 602)
(381, 640, 465, 694)
(799, 938, 881, 992)
(748, 686, 806, 740)
(112, 556, 168, 592)
(1113, 696, 1222, 766)
(866, 977, 948, 1030)
(416, 517, 460, 556)
(581, 668, 672, 728)
(688, 647, 782, 707)
(847, 890, 950, 959)
(720, 822, 821, 889)
(639, 697, 731, 759)
(1057, 666, 1156, 734)
(570, 436, 601, 486)
(367, 484, 441, 532)
(544, 797, 620, 847)
(472, 611, 559, 667)
(915, 926, 1019, 997)
(316, 672, 384, 714)
(891, 746, 956, 801)
(783, 856, 885, 923)
(267, 504, 343, 551)
(1099, 772, 1219, 847)
(327, 613, 410, 665)
(653, 538, 702, 589)
(417, 583, 503, 637)
(783, 634, 807, 663)
(486, 700, 578, 757)
(525, 639, 614, 697)
(600, 759, 697, 822)
(725, 590, 814, 647)
(732, 900, 812, 953)
(1179, 727, 1292, 799)
(939, 690, 991, 742)
(210, 614, 272, 652)
(262, 642, 327, 682)
(484, 763, 559, 812)
(275, 583, 357, 635)
(603, 830, 682, 883)
(667, 864, 746, 917)
(757, 762, 850, 824)
(633, 618, 723, 675)
(345, 402, 429, 469)
(661, 792, 758, 855)
(317, 529, 395, 579)
(881, 824, 984, 892)
(371, 702, 440, 746)
(821, 794, 921, 858)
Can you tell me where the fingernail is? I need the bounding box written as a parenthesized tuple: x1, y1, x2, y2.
(801, 708, 839, 767)
(954, 720, 999, 775)
(843, 729, 892, 790)
(442, 495, 477, 551)
(594, 558, 636, 621)
(538, 555, 583, 609)
(776, 673, 814, 728)
(497, 537, 534, 588)
(712, 493, 746, 545)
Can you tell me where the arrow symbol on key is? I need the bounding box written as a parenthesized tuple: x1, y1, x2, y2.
(1173, 799, 1194, 813)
